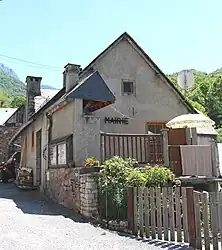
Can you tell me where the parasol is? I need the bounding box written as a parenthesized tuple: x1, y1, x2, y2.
(166, 114, 215, 129)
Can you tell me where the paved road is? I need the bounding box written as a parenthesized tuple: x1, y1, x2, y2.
(0, 183, 190, 250)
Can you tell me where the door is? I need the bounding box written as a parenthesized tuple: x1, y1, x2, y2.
(168, 128, 187, 176)
(36, 129, 42, 186)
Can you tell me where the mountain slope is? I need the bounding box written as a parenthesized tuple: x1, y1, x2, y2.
(0, 63, 19, 79)
(0, 68, 25, 96)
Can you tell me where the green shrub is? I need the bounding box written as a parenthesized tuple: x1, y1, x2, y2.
(143, 166, 175, 187)
(126, 170, 147, 187)
(100, 156, 135, 185)
(98, 156, 175, 220)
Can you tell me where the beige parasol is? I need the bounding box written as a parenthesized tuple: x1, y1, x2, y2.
(166, 113, 215, 129)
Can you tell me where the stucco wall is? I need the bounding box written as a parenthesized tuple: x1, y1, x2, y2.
(51, 101, 74, 140)
(87, 39, 189, 133)
(22, 114, 48, 188)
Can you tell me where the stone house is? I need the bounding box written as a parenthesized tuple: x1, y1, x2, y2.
(0, 108, 21, 162)
(8, 32, 218, 214)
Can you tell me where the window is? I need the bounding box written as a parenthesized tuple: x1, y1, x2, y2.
(49, 135, 73, 167)
(146, 123, 165, 134)
(31, 131, 35, 148)
(122, 80, 135, 95)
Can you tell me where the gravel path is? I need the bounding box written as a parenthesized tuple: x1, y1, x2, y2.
(0, 183, 190, 250)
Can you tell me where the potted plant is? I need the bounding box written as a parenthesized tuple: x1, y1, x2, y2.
(81, 157, 100, 174)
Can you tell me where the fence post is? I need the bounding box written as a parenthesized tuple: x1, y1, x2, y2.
(128, 187, 134, 232)
(186, 187, 196, 249)
(161, 129, 169, 167)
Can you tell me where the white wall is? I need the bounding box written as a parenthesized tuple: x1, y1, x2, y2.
(85, 39, 189, 133)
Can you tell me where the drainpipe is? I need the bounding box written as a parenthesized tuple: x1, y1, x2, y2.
(46, 113, 53, 167)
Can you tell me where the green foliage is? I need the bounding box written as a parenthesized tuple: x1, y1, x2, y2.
(99, 156, 175, 220)
(126, 170, 147, 187)
(9, 95, 26, 108)
(0, 68, 25, 108)
(100, 156, 137, 185)
(142, 166, 175, 187)
(168, 71, 222, 128)
(216, 128, 222, 143)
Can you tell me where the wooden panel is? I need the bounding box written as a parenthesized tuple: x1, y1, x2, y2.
(175, 187, 182, 242)
(144, 188, 150, 238)
(138, 188, 144, 238)
(156, 188, 162, 240)
(169, 146, 182, 176)
(150, 188, 156, 239)
(194, 191, 202, 249)
(168, 128, 187, 145)
(133, 187, 138, 236)
(181, 188, 188, 242)
(168, 187, 175, 241)
(201, 192, 210, 250)
(100, 133, 163, 164)
(162, 187, 169, 241)
(209, 192, 219, 250)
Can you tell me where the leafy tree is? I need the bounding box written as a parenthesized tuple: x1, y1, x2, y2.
(168, 71, 222, 128)
(9, 95, 26, 108)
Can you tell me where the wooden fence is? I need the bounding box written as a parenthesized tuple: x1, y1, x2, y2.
(100, 133, 163, 164)
(193, 191, 222, 250)
(128, 187, 222, 249)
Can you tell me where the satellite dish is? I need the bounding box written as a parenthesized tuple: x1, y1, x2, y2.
(177, 70, 194, 97)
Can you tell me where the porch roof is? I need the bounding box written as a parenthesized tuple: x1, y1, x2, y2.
(66, 71, 115, 103)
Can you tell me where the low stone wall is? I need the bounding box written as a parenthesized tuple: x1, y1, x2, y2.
(0, 124, 21, 162)
(80, 173, 99, 217)
(45, 167, 99, 217)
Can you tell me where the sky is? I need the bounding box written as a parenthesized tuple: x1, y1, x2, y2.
(0, 0, 222, 88)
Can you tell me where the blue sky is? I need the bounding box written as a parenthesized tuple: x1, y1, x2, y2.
(0, 0, 222, 88)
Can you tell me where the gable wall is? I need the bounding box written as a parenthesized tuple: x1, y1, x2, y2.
(51, 101, 75, 140)
(90, 39, 189, 133)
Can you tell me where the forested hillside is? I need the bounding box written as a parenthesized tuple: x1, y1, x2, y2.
(167, 71, 222, 141)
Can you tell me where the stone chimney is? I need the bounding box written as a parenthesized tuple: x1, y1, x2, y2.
(63, 64, 81, 92)
(25, 76, 42, 121)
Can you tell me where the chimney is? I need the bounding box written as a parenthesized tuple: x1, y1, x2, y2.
(25, 76, 42, 121)
(63, 63, 81, 92)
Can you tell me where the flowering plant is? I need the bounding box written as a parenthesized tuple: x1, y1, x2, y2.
(82, 157, 99, 167)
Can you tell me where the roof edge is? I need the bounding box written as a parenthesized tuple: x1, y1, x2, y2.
(81, 32, 197, 114)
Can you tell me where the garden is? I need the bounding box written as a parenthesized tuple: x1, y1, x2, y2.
(83, 156, 175, 221)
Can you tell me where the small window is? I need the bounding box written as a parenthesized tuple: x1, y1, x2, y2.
(49, 135, 73, 167)
(146, 123, 165, 134)
(122, 80, 135, 95)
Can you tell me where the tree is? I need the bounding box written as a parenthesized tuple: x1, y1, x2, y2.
(9, 95, 26, 108)
(168, 72, 222, 128)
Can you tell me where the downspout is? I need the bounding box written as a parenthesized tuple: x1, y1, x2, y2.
(46, 113, 53, 167)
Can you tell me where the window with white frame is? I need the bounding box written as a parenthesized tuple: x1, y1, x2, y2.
(49, 135, 73, 167)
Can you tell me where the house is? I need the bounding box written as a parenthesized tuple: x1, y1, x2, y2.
(9, 32, 217, 193)
(0, 108, 21, 162)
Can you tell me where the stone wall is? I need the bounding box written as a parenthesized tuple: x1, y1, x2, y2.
(0, 124, 21, 162)
(80, 173, 99, 217)
(45, 167, 99, 217)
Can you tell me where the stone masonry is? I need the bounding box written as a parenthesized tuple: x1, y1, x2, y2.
(0, 124, 21, 162)
(45, 167, 99, 217)
(79, 173, 99, 217)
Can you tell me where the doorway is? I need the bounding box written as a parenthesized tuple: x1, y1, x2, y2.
(36, 129, 42, 186)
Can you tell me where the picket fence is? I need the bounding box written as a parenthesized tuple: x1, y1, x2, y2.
(128, 186, 222, 249)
